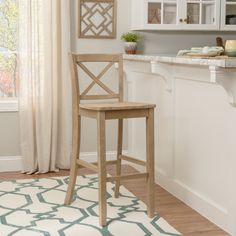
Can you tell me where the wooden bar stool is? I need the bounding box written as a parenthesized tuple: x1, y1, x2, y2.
(64, 53, 156, 226)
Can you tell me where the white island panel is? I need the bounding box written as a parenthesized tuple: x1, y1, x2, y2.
(124, 55, 236, 235)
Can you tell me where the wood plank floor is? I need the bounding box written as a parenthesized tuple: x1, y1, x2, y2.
(0, 165, 229, 236)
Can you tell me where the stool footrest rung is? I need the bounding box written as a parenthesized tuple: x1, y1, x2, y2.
(77, 160, 118, 171)
(107, 173, 148, 182)
(120, 155, 146, 166)
(77, 159, 98, 172)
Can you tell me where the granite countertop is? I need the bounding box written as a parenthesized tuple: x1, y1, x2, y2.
(123, 54, 236, 68)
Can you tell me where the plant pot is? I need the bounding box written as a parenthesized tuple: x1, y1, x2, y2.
(124, 42, 137, 54)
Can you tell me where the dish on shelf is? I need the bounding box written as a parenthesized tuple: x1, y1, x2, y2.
(226, 15, 236, 25)
(177, 46, 224, 58)
(186, 51, 220, 57)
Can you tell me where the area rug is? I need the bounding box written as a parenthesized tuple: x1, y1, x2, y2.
(0, 175, 181, 236)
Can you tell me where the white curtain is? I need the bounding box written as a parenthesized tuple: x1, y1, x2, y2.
(19, 0, 72, 173)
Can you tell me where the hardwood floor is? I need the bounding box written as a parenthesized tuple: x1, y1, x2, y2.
(0, 165, 229, 236)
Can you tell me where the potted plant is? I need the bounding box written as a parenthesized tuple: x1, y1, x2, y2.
(121, 32, 139, 54)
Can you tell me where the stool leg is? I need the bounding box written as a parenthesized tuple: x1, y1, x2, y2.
(146, 108, 155, 217)
(115, 119, 123, 198)
(65, 115, 81, 205)
(97, 112, 107, 226)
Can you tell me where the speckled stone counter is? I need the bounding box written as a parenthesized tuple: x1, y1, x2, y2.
(123, 53, 236, 106)
(123, 54, 236, 68)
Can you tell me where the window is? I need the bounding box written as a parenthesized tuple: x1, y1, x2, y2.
(0, 0, 18, 111)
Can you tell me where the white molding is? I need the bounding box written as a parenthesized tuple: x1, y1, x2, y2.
(155, 169, 230, 235)
(209, 66, 236, 107)
(0, 150, 128, 173)
(0, 156, 22, 172)
(0, 99, 18, 112)
(117, 160, 231, 234)
(151, 61, 173, 92)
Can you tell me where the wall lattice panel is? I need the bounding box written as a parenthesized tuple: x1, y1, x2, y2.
(78, 0, 117, 39)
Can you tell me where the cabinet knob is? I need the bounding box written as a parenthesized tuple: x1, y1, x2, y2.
(179, 18, 183, 23)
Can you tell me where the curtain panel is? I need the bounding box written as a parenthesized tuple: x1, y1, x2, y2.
(19, 0, 72, 173)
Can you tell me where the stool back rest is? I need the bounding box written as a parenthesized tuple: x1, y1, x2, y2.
(69, 53, 124, 112)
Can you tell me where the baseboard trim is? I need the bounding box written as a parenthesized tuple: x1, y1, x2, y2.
(0, 150, 128, 173)
(0, 156, 22, 172)
(156, 169, 230, 234)
(125, 162, 230, 234)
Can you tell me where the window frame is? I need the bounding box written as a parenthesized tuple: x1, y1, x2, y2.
(0, 50, 19, 113)
(0, 98, 18, 112)
(0, 0, 19, 112)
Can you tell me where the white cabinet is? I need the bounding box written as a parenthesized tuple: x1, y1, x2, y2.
(144, 0, 181, 30)
(183, 0, 220, 30)
(221, 0, 236, 30)
(131, 0, 228, 31)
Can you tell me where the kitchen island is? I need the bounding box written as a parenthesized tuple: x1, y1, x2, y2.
(123, 54, 236, 235)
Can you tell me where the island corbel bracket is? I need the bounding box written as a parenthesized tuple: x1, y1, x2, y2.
(151, 61, 173, 92)
(209, 66, 236, 107)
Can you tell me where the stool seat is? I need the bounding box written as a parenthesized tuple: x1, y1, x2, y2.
(80, 102, 156, 111)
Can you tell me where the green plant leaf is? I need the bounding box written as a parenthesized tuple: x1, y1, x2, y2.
(121, 32, 139, 42)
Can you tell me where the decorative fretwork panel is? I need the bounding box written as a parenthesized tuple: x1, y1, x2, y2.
(78, 0, 117, 39)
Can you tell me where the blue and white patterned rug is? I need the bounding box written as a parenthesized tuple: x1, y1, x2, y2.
(0, 175, 181, 236)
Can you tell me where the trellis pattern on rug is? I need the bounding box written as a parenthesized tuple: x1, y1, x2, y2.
(0, 175, 181, 236)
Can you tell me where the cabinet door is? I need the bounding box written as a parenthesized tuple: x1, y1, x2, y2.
(131, 0, 220, 31)
(221, 0, 236, 30)
(181, 0, 220, 30)
(144, 0, 182, 30)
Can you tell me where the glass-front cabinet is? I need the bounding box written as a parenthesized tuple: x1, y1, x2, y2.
(131, 0, 225, 31)
(221, 0, 236, 30)
(184, 0, 220, 29)
(145, 0, 180, 29)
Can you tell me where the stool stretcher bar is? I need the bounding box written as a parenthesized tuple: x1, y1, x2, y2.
(107, 173, 148, 182)
(119, 154, 147, 166)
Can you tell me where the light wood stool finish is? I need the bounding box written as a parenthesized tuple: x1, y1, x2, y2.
(64, 53, 156, 226)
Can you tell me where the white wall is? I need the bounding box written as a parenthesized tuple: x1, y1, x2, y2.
(70, 0, 132, 152)
(71, 0, 131, 53)
(0, 112, 20, 156)
(0, 112, 21, 172)
(137, 31, 236, 54)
